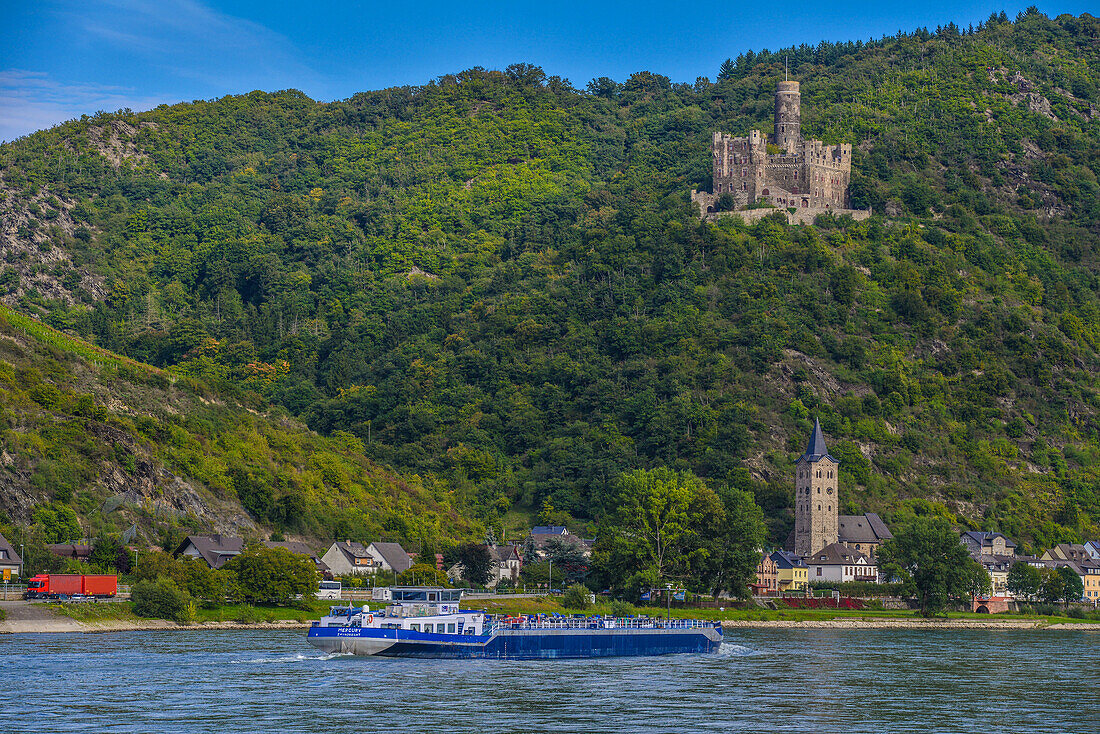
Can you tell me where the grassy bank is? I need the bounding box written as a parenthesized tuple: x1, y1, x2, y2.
(49, 602, 140, 623)
(48, 599, 330, 625)
(191, 601, 328, 624)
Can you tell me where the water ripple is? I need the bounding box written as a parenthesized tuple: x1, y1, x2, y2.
(0, 629, 1096, 733)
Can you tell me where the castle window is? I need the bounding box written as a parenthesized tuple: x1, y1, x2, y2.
(816, 470, 821, 478)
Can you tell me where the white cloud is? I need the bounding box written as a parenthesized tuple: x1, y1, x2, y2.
(67, 0, 323, 91)
(0, 70, 173, 142)
(1, 1, 328, 140)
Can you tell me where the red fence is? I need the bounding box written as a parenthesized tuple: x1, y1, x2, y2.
(777, 596, 864, 610)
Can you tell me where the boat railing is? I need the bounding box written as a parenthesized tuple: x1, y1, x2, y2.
(489, 616, 718, 631)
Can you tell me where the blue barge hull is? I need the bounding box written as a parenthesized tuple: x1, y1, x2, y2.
(307, 625, 722, 659)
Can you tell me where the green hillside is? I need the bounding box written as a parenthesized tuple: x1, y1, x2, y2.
(1, 9, 1099, 550)
(0, 303, 476, 548)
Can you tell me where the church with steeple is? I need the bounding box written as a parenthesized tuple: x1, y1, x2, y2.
(791, 418, 893, 559)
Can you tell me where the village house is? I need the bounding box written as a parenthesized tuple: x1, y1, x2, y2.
(526, 526, 592, 560)
(321, 541, 413, 577)
(175, 535, 244, 569)
(0, 533, 22, 580)
(489, 545, 523, 586)
(961, 531, 1017, 558)
(1041, 544, 1100, 602)
(770, 550, 808, 593)
(752, 552, 779, 596)
(47, 543, 92, 562)
(1084, 541, 1100, 562)
(975, 554, 1016, 597)
(448, 544, 524, 588)
(805, 542, 878, 584)
(264, 540, 328, 575)
(960, 531, 1021, 598)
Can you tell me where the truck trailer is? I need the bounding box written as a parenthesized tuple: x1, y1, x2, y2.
(24, 574, 117, 600)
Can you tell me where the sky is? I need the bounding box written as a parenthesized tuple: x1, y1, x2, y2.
(0, 1, 1094, 142)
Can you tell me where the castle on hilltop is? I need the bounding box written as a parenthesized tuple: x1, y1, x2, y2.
(693, 80, 866, 222)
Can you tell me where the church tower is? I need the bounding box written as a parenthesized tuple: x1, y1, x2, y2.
(794, 418, 839, 557)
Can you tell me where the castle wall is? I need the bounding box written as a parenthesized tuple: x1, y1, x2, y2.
(709, 80, 853, 212)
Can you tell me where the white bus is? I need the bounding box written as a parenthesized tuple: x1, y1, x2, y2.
(317, 580, 342, 600)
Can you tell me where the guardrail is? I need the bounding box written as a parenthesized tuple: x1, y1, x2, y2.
(489, 616, 718, 632)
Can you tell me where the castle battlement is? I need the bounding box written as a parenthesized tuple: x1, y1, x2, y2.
(696, 80, 854, 215)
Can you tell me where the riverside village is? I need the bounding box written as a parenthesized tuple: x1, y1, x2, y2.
(3, 420, 1097, 624)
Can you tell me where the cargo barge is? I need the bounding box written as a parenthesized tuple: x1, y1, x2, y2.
(306, 586, 722, 659)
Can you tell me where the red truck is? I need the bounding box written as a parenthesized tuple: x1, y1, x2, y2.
(24, 574, 117, 600)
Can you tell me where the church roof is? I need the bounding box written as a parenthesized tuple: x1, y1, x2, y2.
(798, 418, 837, 463)
(838, 513, 893, 543)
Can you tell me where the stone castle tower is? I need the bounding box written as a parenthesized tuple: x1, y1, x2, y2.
(794, 418, 840, 557)
(693, 79, 858, 218)
(773, 80, 801, 152)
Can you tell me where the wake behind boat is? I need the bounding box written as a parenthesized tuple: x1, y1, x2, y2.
(306, 586, 722, 659)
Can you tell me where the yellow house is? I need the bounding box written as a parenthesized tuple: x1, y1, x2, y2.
(1041, 544, 1100, 602)
(771, 550, 808, 592)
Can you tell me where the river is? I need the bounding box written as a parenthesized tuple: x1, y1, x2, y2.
(1, 628, 1097, 732)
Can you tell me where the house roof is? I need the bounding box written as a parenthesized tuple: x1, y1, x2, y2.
(331, 540, 371, 558)
(48, 544, 92, 559)
(1085, 541, 1100, 560)
(529, 532, 587, 551)
(1051, 543, 1091, 561)
(176, 535, 244, 568)
(0, 533, 22, 565)
(962, 531, 1017, 549)
(838, 513, 893, 543)
(488, 545, 521, 563)
(264, 541, 327, 571)
(975, 554, 1017, 571)
(263, 540, 315, 557)
(798, 418, 837, 464)
(531, 526, 568, 536)
(770, 550, 807, 569)
(369, 542, 412, 573)
(809, 542, 872, 566)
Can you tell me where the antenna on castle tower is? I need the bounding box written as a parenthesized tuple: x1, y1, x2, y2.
(785, 56, 788, 81)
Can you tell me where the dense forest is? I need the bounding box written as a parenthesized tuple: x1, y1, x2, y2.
(1, 9, 1099, 552)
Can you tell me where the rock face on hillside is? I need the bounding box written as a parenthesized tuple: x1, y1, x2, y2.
(0, 178, 105, 306)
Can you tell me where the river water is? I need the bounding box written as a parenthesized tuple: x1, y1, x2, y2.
(1, 628, 1097, 733)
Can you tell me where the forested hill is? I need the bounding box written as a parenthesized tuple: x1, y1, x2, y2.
(1, 9, 1099, 551)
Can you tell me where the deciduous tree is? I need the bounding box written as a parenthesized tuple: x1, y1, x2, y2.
(879, 517, 990, 616)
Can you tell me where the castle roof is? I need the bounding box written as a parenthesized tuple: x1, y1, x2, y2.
(798, 418, 837, 463)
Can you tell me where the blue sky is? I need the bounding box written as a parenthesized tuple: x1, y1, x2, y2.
(0, 1, 1093, 141)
